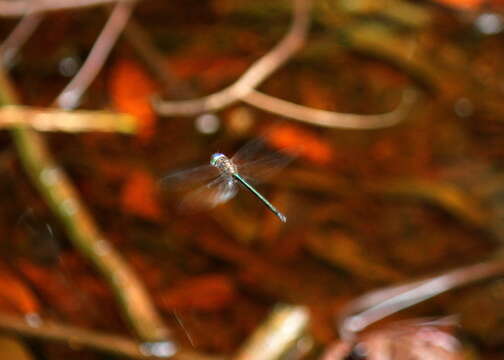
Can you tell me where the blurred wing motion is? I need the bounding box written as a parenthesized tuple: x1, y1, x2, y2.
(159, 164, 220, 190)
(232, 137, 296, 183)
(231, 137, 269, 164)
(179, 176, 238, 213)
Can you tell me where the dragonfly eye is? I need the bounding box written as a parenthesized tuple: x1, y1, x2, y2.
(210, 153, 225, 166)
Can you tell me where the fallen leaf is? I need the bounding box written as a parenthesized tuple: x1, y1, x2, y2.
(109, 59, 157, 141)
(0, 266, 39, 314)
(265, 124, 333, 165)
(120, 170, 163, 221)
(157, 274, 235, 311)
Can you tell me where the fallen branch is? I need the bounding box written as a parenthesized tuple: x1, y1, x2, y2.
(0, 67, 170, 342)
(56, 0, 135, 109)
(153, 0, 311, 116)
(0, 105, 136, 133)
(337, 258, 504, 341)
(0, 313, 221, 360)
(150, 0, 416, 130)
(243, 88, 418, 129)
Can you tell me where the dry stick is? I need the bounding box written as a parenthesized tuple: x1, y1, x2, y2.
(0, 0, 172, 344)
(153, 0, 312, 116)
(0, 105, 137, 133)
(0, 312, 154, 359)
(0, 0, 123, 17)
(0, 313, 221, 360)
(243, 88, 418, 129)
(56, 0, 134, 109)
(150, 0, 414, 129)
(337, 258, 504, 341)
(0, 12, 44, 67)
(0, 69, 170, 343)
(235, 304, 310, 360)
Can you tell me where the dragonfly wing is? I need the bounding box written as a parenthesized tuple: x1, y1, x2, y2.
(159, 164, 220, 191)
(231, 137, 269, 165)
(234, 150, 295, 184)
(179, 175, 238, 213)
(232, 136, 297, 183)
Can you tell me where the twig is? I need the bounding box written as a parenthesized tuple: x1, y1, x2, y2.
(151, 0, 416, 130)
(0, 312, 155, 358)
(56, 1, 135, 109)
(0, 68, 170, 342)
(243, 88, 418, 129)
(0, 105, 137, 133)
(337, 258, 504, 341)
(153, 0, 312, 116)
(0, 0, 123, 17)
(0, 313, 221, 360)
(0, 12, 43, 67)
(235, 304, 309, 360)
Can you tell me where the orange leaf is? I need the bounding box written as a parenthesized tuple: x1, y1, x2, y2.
(109, 59, 157, 141)
(433, 0, 484, 10)
(120, 170, 163, 221)
(265, 124, 333, 165)
(0, 265, 39, 314)
(157, 274, 235, 311)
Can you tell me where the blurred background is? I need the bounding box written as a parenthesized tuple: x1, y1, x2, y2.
(1, 0, 504, 359)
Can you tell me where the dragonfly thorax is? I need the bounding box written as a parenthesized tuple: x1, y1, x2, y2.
(210, 153, 237, 175)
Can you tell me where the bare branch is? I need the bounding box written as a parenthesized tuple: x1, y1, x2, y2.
(0, 312, 158, 358)
(153, 0, 312, 116)
(337, 258, 504, 341)
(0, 313, 222, 360)
(243, 88, 418, 129)
(0, 0, 124, 17)
(0, 65, 170, 343)
(151, 0, 416, 130)
(56, 0, 134, 109)
(0, 12, 43, 67)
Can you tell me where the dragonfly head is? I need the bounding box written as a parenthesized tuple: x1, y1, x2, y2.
(210, 153, 226, 167)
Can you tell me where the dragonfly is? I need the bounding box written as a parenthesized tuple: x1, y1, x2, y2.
(160, 137, 295, 222)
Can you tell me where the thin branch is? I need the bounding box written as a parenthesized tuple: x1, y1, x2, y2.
(0, 12, 43, 67)
(0, 105, 137, 133)
(0, 0, 123, 17)
(153, 0, 312, 116)
(56, 1, 134, 109)
(243, 88, 418, 129)
(150, 0, 416, 130)
(0, 67, 170, 342)
(337, 258, 504, 341)
(0, 312, 156, 358)
(0, 313, 221, 360)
